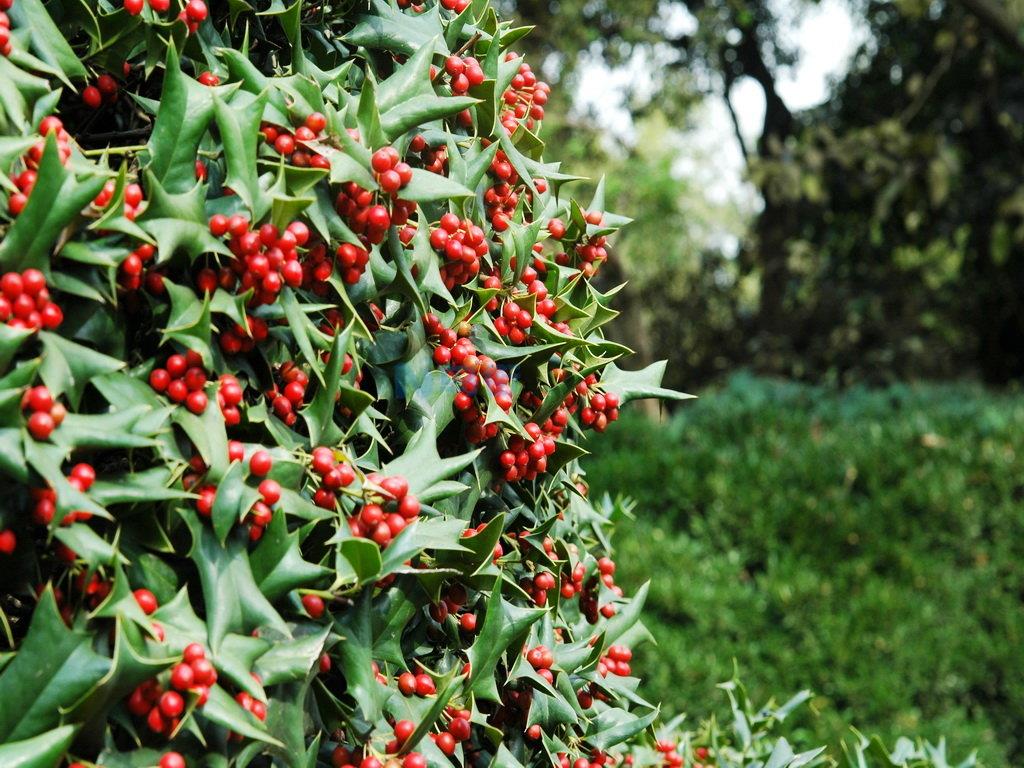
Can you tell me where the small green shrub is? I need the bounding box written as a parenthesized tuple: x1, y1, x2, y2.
(585, 374, 1024, 767)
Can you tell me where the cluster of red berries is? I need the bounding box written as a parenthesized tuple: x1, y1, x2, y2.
(266, 360, 308, 427)
(81, 74, 119, 110)
(347, 473, 420, 547)
(553, 751, 616, 768)
(525, 644, 555, 682)
(334, 182, 414, 246)
(217, 373, 244, 425)
(578, 388, 620, 432)
(261, 113, 331, 169)
(300, 241, 333, 292)
(425, 706, 472, 756)
(554, 211, 608, 277)
(331, 745, 423, 768)
(499, 54, 550, 134)
(8, 118, 72, 214)
(576, 556, 622, 623)
(93, 180, 147, 220)
(424, 314, 511, 442)
(0, 0, 13, 58)
(116, 243, 163, 293)
(371, 146, 413, 194)
(22, 385, 64, 440)
(429, 212, 487, 288)
(1, 269, 63, 331)
(148, 351, 212, 415)
(427, 583, 478, 631)
(397, 670, 437, 697)
(334, 241, 372, 286)
(520, 569, 557, 607)
(308, 446, 356, 509)
(408, 134, 447, 175)
(499, 422, 556, 482)
(190, 444, 279, 539)
(217, 313, 270, 355)
(443, 54, 484, 95)
(654, 741, 711, 768)
(177, 0, 208, 32)
(205, 215, 310, 307)
(127, 642, 215, 736)
(482, 152, 540, 232)
(30, 462, 96, 525)
(231, 684, 269, 737)
(598, 644, 633, 677)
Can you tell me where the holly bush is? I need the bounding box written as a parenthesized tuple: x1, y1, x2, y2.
(0, 2, 956, 768)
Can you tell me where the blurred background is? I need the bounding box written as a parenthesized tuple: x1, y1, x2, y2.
(496, 0, 1024, 764)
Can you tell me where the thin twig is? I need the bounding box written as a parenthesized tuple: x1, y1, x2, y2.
(81, 144, 148, 157)
(79, 127, 152, 143)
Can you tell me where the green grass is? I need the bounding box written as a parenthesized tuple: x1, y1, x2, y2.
(582, 374, 1024, 767)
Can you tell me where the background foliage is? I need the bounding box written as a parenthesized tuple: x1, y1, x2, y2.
(585, 375, 1024, 767)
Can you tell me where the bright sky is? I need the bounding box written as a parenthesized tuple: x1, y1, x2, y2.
(572, 0, 865, 250)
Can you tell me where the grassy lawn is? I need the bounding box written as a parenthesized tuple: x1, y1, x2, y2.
(583, 374, 1024, 767)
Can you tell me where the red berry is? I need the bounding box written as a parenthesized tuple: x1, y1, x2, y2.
(170, 663, 194, 690)
(133, 588, 159, 615)
(258, 478, 281, 505)
(82, 86, 102, 109)
(302, 593, 325, 618)
(191, 658, 217, 686)
(249, 450, 273, 476)
(398, 671, 417, 695)
(159, 753, 186, 768)
(183, 642, 206, 663)
(27, 411, 54, 440)
(159, 690, 184, 717)
(414, 673, 435, 696)
(25, 385, 53, 413)
(435, 732, 456, 756)
(185, 0, 207, 20)
(186, 390, 208, 414)
(394, 718, 415, 743)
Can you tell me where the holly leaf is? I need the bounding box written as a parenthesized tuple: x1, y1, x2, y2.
(344, 0, 447, 56)
(214, 89, 269, 216)
(333, 589, 389, 724)
(400, 168, 475, 204)
(0, 134, 106, 272)
(0, 725, 78, 768)
(0, 587, 111, 741)
(466, 577, 545, 701)
(8, 0, 87, 83)
(145, 43, 216, 192)
(383, 419, 480, 498)
(251, 512, 328, 602)
(584, 706, 659, 751)
(185, 513, 290, 651)
(211, 459, 262, 544)
(600, 361, 695, 405)
(203, 684, 283, 746)
(255, 628, 331, 686)
(37, 331, 124, 409)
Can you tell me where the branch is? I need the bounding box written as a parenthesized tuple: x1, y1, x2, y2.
(722, 83, 750, 163)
